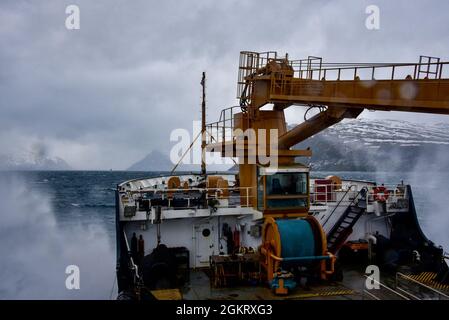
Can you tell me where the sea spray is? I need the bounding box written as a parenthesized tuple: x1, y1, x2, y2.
(0, 174, 115, 299)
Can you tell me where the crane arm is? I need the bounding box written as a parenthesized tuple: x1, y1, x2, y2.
(237, 52, 449, 150)
(278, 107, 363, 149)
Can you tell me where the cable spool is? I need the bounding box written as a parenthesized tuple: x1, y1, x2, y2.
(325, 175, 342, 190)
(261, 216, 334, 282)
(167, 176, 180, 199)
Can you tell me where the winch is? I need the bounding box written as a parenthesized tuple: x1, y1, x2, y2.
(261, 216, 335, 294)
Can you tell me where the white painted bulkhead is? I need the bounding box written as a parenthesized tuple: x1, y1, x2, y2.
(123, 214, 263, 269)
(118, 173, 407, 269)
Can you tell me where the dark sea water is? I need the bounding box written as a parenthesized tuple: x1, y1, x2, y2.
(0, 170, 447, 299)
(10, 171, 163, 243)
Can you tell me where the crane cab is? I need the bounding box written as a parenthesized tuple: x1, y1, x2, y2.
(257, 165, 310, 217)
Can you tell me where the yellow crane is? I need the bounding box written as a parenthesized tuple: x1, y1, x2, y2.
(206, 51, 449, 215)
(204, 52, 449, 288)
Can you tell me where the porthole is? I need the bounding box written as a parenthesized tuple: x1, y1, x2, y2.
(202, 228, 211, 237)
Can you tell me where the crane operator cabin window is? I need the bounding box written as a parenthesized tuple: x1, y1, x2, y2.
(265, 172, 308, 209)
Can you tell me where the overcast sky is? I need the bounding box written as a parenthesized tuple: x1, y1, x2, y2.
(1, 0, 448, 170)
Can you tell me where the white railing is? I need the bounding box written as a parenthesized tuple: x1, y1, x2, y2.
(122, 229, 140, 281)
(362, 275, 410, 300)
(310, 183, 407, 208)
(122, 186, 256, 210)
(121, 182, 407, 212)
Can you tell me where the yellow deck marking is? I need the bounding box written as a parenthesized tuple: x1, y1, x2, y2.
(150, 289, 183, 300)
(405, 272, 449, 291)
(287, 288, 354, 299)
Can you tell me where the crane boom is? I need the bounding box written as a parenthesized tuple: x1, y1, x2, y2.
(238, 51, 449, 147)
(204, 51, 449, 210)
(208, 51, 449, 151)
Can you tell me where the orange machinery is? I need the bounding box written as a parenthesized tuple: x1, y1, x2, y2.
(204, 52, 449, 290)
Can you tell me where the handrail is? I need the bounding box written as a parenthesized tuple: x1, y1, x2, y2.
(124, 186, 255, 194)
(395, 286, 421, 300)
(123, 183, 406, 211)
(311, 183, 406, 203)
(205, 105, 247, 145)
(286, 59, 449, 81)
(363, 275, 410, 300)
(287, 61, 449, 81)
(122, 178, 408, 214)
(236, 51, 449, 113)
(325, 186, 368, 238)
(121, 186, 256, 209)
(123, 230, 140, 280)
(243, 50, 449, 81)
(396, 272, 449, 300)
(321, 185, 357, 227)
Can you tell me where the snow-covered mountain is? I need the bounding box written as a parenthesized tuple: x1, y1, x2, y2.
(294, 119, 449, 171)
(127, 119, 449, 172)
(0, 151, 71, 171)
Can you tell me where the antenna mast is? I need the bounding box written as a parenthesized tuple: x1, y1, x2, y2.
(201, 72, 206, 176)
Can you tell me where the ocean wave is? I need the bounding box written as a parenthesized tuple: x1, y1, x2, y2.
(70, 203, 114, 208)
(69, 203, 115, 208)
(84, 204, 115, 208)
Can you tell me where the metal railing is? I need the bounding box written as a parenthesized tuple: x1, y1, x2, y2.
(310, 183, 407, 207)
(286, 56, 449, 81)
(362, 275, 410, 300)
(122, 186, 256, 210)
(235, 51, 449, 114)
(320, 185, 359, 228)
(395, 272, 449, 300)
(237, 51, 279, 104)
(123, 229, 140, 281)
(205, 106, 241, 145)
(121, 182, 407, 214)
(269, 59, 449, 99)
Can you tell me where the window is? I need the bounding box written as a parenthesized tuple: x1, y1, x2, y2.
(202, 228, 211, 237)
(264, 172, 309, 210)
(267, 198, 308, 208)
(266, 173, 308, 196)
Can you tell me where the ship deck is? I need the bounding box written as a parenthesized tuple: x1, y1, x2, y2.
(180, 266, 449, 300)
(116, 172, 449, 300)
(182, 267, 365, 300)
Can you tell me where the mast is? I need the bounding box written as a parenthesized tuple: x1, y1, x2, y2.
(201, 72, 206, 176)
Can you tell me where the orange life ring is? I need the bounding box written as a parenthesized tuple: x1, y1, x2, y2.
(373, 186, 389, 202)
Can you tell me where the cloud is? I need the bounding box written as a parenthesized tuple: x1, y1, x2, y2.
(1, 0, 449, 169)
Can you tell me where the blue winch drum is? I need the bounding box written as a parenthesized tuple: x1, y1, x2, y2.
(275, 219, 322, 267)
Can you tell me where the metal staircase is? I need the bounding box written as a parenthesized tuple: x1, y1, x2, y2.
(327, 187, 368, 253)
